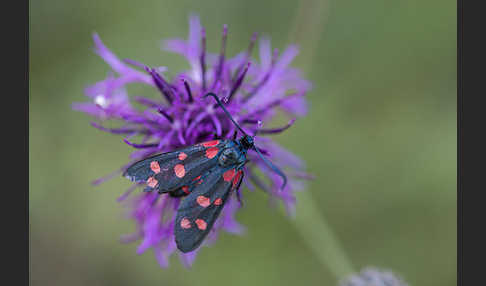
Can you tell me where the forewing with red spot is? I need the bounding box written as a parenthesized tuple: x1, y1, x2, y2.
(174, 166, 244, 253)
(123, 140, 228, 193)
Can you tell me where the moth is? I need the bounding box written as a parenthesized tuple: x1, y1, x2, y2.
(123, 93, 287, 253)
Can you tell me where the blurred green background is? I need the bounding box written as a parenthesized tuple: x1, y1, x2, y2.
(29, 0, 456, 285)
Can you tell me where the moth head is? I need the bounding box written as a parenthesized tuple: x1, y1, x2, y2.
(240, 135, 254, 149)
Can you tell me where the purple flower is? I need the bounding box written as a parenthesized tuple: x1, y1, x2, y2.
(73, 14, 311, 267)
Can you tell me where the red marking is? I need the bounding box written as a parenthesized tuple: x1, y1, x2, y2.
(233, 170, 243, 187)
(178, 152, 187, 160)
(197, 196, 211, 207)
(205, 147, 219, 159)
(180, 218, 191, 229)
(202, 140, 219, 147)
(195, 219, 207, 230)
(192, 175, 203, 185)
(182, 186, 190, 194)
(146, 177, 158, 188)
(150, 161, 160, 174)
(214, 198, 223, 205)
(223, 169, 236, 182)
(174, 164, 186, 178)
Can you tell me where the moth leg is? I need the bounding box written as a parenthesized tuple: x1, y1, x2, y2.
(232, 130, 237, 140)
(239, 160, 249, 168)
(143, 186, 154, 192)
(169, 189, 189, 198)
(248, 169, 270, 194)
(235, 187, 244, 207)
(212, 133, 222, 140)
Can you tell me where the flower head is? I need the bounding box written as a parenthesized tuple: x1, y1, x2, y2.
(73, 14, 311, 267)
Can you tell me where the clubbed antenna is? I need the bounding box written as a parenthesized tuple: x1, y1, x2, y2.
(253, 146, 287, 190)
(204, 92, 248, 136)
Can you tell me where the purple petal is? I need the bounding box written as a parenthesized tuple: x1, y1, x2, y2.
(92, 33, 127, 74)
(163, 39, 187, 55)
(274, 45, 299, 74)
(117, 183, 141, 202)
(71, 102, 105, 118)
(221, 197, 246, 234)
(257, 119, 296, 135)
(154, 245, 169, 268)
(120, 232, 142, 244)
(179, 249, 199, 268)
(187, 14, 202, 61)
(280, 95, 308, 116)
(259, 37, 272, 70)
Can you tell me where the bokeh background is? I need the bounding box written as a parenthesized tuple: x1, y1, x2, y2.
(29, 0, 456, 285)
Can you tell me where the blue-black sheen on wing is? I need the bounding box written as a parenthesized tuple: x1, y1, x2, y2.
(175, 166, 244, 253)
(122, 140, 227, 193)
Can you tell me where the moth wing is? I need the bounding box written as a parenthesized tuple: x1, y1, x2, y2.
(123, 140, 227, 193)
(175, 167, 244, 253)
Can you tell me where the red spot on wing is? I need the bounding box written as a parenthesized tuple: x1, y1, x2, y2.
(146, 177, 158, 188)
(232, 170, 243, 187)
(192, 175, 203, 185)
(178, 152, 187, 160)
(205, 147, 219, 159)
(182, 186, 190, 194)
(197, 196, 210, 207)
(195, 219, 207, 230)
(174, 164, 186, 178)
(214, 198, 223, 205)
(180, 218, 191, 229)
(150, 161, 160, 173)
(223, 169, 236, 182)
(202, 140, 219, 147)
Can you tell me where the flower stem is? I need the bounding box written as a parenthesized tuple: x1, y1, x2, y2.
(285, 0, 356, 281)
(291, 191, 355, 280)
(287, 0, 330, 72)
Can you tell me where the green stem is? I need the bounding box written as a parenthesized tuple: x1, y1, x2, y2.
(287, 0, 330, 71)
(291, 191, 355, 280)
(286, 0, 356, 281)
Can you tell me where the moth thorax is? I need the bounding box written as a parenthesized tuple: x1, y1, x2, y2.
(218, 148, 239, 167)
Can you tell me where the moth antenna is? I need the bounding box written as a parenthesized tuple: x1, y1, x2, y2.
(204, 93, 248, 136)
(253, 146, 287, 191)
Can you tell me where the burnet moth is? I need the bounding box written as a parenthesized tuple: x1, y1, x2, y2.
(123, 92, 287, 253)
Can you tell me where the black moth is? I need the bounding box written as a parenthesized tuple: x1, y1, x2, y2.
(123, 93, 287, 253)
